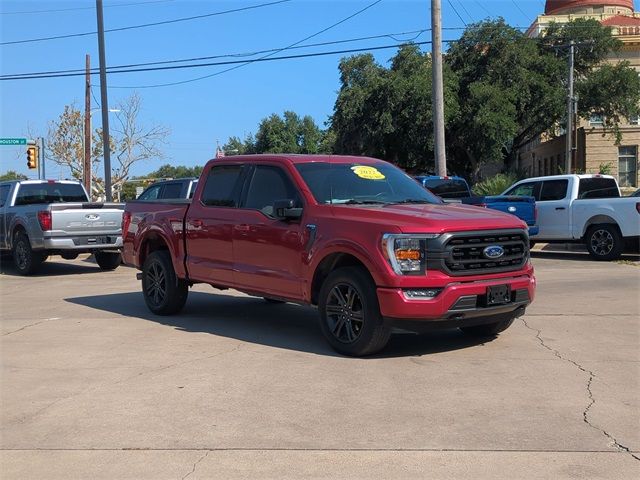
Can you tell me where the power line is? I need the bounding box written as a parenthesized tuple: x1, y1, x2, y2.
(110, 0, 385, 89)
(1, 29, 428, 79)
(0, 0, 175, 15)
(474, 0, 492, 17)
(447, 0, 467, 26)
(511, 0, 531, 23)
(0, 41, 437, 81)
(456, 0, 474, 23)
(0, 0, 293, 46)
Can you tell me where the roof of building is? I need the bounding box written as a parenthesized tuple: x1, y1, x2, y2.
(601, 14, 640, 26)
(545, 0, 634, 15)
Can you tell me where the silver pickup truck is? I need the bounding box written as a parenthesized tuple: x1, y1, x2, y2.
(0, 180, 124, 275)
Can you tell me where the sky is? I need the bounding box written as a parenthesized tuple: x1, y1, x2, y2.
(1, 0, 629, 179)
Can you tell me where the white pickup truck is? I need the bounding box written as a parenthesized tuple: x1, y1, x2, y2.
(503, 174, 640, 260)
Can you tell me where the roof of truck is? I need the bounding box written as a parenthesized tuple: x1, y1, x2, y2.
(206, 154, 385, 165)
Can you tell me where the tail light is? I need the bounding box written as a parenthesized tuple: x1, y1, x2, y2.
(122, 211, 132, 234)
(37, 211, 52, 231)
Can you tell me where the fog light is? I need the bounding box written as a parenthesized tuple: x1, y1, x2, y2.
(403, 288, 442, 299)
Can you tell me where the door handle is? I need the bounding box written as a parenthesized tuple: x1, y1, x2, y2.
(234, 224, 250, 232)
(555, 207, 566, 210)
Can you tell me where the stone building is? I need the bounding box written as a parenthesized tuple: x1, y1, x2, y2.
(518, 0, 640, 189)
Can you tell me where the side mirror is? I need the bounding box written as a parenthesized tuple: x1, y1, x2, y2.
(273, 199, 302, 220)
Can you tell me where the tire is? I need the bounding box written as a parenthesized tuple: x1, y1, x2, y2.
(460, 318, 515, 337)
(585, 224, 624, 261)
(61, 252, 79, 260)
(94, 251, 121, 270)
(12, 231, 45, 276)
(141, 250, 188, 315)
(264, 297, 285, 304)
(318, 266, 391, 356)
(529, 241, 536, 250)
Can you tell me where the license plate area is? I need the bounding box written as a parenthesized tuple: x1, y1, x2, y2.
(486, 284, 511, 306)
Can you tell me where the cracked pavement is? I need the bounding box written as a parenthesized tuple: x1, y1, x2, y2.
(1, 253, 638, 479)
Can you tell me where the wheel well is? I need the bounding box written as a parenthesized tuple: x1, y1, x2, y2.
(139, 233, 169, 266)
(310, 253, 371, 305)
(11, 225, 27, 246)
(583, 216, 620, 238)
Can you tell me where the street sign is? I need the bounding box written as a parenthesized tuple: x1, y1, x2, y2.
(0, 138, 27, 146)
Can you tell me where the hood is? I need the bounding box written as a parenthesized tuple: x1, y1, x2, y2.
(330, 203, 527, 233)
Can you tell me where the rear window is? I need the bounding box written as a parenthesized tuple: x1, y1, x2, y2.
(161, 182, 183, 199)
(14, 183, 87, 205)
(577, 178, 620, 199)
(422, 179, 470, 198)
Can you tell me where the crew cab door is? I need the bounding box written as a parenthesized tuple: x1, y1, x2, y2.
(185, 164, 246, 285)
(536, 179, 570, 239)
(233, 164, 306, 300)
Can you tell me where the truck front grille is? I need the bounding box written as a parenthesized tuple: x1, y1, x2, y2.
(426, 230, 529, 276)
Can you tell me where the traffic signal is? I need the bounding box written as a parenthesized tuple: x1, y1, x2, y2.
(27, 146, 39, 169)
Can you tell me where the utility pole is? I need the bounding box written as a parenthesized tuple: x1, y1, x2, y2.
(431, 0, 447, 176)
(96, 0, 112, 202)
(84, 54, 92, 198)
(39, 137, 46, 179)
(565, 40, 575, 174)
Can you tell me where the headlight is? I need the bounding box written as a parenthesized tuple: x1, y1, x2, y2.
(381, 234, 439, 275)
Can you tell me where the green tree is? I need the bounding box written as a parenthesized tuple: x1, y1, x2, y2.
(145, 164, 202, 179)
(0, 170, 29, 181)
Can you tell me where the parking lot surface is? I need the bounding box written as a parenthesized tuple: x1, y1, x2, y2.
(1, 252, 639, 479)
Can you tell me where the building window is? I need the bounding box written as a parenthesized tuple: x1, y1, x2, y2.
(630, 115, 640, 126)
(618, 146, 638, 188)
(589, 114, 604, 126)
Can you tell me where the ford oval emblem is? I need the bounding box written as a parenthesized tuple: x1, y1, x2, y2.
(483, 245, 505, 259)
(508, 206, 517, 213)
(85, 214, 100, 221)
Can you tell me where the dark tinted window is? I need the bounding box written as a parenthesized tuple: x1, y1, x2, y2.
(15, 182, 87, 205)
(420, 178, 470, 198)
(244, 166, 300, 216)
(0, 185, 10, 207)
(138, 184, 161, 200)
(577, 178, 620, 199)
(201, 165, 243, 207)
(161, 182, 183, 199)
(295, 163, 441, 205)
(505, 182, 541, 199)
(539, 180, 568, 201)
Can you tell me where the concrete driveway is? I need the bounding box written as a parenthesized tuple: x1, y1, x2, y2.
(1, 252, 638, 479)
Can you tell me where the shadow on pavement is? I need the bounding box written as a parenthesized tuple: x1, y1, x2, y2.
(65, 290, 488, 358)
(0, 256, 108, 277)
(531, 250, 640, 262)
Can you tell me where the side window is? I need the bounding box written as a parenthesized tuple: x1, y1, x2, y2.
(506, 182, 540, 199)
(577, 178, 620, 199)
(243, 166, 300, 217)
(160, 182, 183, 199)
(201, 165, 244, 207)
(0, 185, 10, 207)
(138, 184, 161, 200)
(539, 180, 568, 201)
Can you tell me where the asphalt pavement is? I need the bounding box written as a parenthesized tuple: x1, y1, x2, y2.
(1, 251, 638, 479)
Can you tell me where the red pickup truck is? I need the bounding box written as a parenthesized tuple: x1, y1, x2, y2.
(122, 155, 535, 356)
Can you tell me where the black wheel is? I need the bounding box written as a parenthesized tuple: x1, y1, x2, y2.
(12, 231, 45, 275)
(263, 297, 285, 304)
(585, 224, 623, 261)
(460, 318, 515, 337)
(142, 250, 188, 315)
(61, 252, 79, 260)
(529, 241, 536, 250)
(318, 266, 391, 356)
(95, 251, 121, 270)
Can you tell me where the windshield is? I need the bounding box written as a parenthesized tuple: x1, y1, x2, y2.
(295, 162, 442, 205)
(419, 178, 470, 199)
(15, 182, 88, 205)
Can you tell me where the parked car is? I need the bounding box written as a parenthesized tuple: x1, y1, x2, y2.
(0, 180, 124, 275)
(137, 178, 198, 200)
(629, 188, 640, 197)
(123, 155, 535, 356)
(503, 174, 640, 260)
(415, 175, 538, 236)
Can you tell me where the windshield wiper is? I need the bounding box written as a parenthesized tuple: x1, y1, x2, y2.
(389, 199, 431, 205)
(341, 199, 388, 205)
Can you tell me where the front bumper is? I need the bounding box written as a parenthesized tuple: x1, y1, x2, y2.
(377, 274, 535, 322)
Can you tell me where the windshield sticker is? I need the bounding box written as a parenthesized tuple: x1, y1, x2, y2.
(351, 166, 385, 180)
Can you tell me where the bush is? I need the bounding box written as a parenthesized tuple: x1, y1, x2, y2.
(472, 173, 518, 196)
